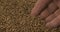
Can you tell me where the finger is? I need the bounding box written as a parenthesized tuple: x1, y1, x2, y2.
(53, 0, 60, 7)
(39, 2, 58, 19)
(45, 9, 60, 23)
(45, 14, 55, 23)
(31, 0, 52, 16)
(39, 8, 49, 19)
(45, 15, 60, 29)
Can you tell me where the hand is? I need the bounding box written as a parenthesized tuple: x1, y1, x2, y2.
(31, 0, 52, 16)
(30, 0, 60, 29)
(46, 0, 60, 29)
(45, 9, 60, 29)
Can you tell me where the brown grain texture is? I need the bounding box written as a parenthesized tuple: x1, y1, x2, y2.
(0, 0, 60, 32)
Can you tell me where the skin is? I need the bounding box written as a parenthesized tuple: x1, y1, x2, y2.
(31, 0, 52, 16)
(39, 2, 58, 19)
(31, 0, 60, 29)
(53, 0, 60, 7)
(45, 9, 60, 23)
(46, 15, 60, 29)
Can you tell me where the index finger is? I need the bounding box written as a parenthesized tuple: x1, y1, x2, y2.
(31, 0, 52, 16)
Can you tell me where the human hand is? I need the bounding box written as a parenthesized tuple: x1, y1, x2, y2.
(45, 0, 60, 29)
(30, 0, 60, 29)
